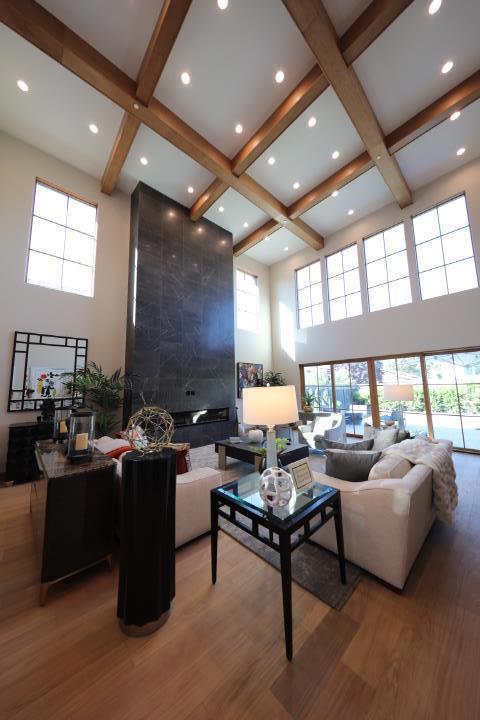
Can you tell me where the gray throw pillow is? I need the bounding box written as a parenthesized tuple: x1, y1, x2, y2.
(323, 438, 374, 451)
(372, 426, 398, 451)
(325, 449, 382, 482)
(396, 430, 411, 443)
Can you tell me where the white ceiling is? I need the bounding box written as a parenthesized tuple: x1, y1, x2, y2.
(0, 24, 123, 181)
(154, 0, 315, 157)
(37, 0, 161, 79)
(300, 167, 393, 238)
(204, 188, 269, 243)
(354, 0, 480, 134)
(248, 86, 364, 206)
(245, 227, 307, 266)
(322, 0, 372, 37)
(395, 99, 480, 191)
(119, 124, 215, 202)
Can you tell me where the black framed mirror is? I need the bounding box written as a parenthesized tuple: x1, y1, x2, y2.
(8, 331, 88, 412)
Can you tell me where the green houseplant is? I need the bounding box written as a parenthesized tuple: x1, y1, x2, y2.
(302, 391, 316, 412)
(62, 362, 131, 437)
(261, 370, 286, 386)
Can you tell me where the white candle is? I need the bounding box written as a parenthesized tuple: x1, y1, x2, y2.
(59, 420, 68, 434)
(75, 433, 89, 451)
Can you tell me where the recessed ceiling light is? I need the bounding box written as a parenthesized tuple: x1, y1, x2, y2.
(243, 221, 249, 228)
(376, 154, 382, 161)
(17, 79, 29, 92)
(268, 156, 276, 165)
(265, 235, 270, 241)
(235, 123, 243, 134)
(307, 116, 317, 128)
(348, 209, 354, 216)
(187, 186, 194, 193)
(218, 206, 224, 213)
(181, 71, 191, 85)
(456, 147, 466, 156)
(275, 70, 285, 84)
(133, 102, 140, 110)
(217, 0, 228, 9)
(140, 156, 148, 166)
(441, 60, 453, 74)
(331, 190, 339, 198)
(428, 0, 442, 14)
(293, 181, 300, 190)
(332, 150, 340, 160)
(450, 110, 461, 121)
(89, 123, 98, 134)
(284, 247, 289, 251)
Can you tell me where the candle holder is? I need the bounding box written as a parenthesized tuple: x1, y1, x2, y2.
(67, 409, 96, 461)
(53, 407, 71, 444)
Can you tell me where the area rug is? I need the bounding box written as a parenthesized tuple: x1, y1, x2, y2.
(219, 517, 363, 610)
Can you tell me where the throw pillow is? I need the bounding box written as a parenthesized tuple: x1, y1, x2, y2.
(325, 449, 382, 482)
(396, 430, 411, 443)
(323, 438, 374, 451)
(372, 426, 398, 451)
(368, 455, 412, 481)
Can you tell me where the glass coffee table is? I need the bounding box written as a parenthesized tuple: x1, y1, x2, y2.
(210, 472, 346, 660)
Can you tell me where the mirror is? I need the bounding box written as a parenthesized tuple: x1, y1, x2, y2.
(8, 331, 88, 412)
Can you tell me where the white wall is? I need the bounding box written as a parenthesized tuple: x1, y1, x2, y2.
(233, 255, 272, 421)
(270, 157, 480, 397)
(0, 132, 130, 471)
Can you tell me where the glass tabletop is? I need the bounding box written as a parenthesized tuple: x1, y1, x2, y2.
(216, 472, 336, 524)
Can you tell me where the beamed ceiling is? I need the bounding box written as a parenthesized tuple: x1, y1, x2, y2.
(1, 0, 479, 265)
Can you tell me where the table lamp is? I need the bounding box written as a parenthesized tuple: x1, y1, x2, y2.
(383, 384, 413, 431)
(243, 386, 299, 469)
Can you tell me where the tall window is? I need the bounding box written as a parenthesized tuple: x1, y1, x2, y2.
(413, 194, 478, 299)
(296, 260, 323, 329)
(364, 223, 411, 311)
(303, 364, 332, 411)
(375, 356, 428, 436)
(26, 180, 97, 297)
(333, 362, 371, 435)
(326, 245, 362, 321)
(236, 269, 259, 331)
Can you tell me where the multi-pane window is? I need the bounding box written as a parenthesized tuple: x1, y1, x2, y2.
(413, 194, 478, 300)
(364, 223, 412, 312)
(26, 180, 97, 297)
(236, 269, 259, 332)
(326, 245, 362, 321)
(303, 364, 332, 411)
(333, 362, 371, 435)
(296, 260, 324, 329)
(375, 356, 428, 436)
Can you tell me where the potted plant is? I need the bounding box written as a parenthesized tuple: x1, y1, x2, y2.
(260, 370, 286, 386)
(302, 391, 316, 413)
(62, 362, 131, 437)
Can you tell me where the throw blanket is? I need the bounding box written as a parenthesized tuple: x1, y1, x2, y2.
(383, 437, 458, 524)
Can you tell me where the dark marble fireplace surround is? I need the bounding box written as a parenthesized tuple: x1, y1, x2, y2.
(125, 183, 236, 447)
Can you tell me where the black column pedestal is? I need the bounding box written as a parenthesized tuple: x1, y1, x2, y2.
(117, 449, 176, 636)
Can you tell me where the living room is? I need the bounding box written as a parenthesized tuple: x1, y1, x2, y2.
(0, 0, 479, 718)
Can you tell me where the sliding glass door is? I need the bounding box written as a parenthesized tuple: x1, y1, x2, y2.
(333, 361, 371, 435)
(375, 356, 428, 436)
(303, 364, 333, 411)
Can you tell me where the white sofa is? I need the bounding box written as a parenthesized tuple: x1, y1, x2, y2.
(311, 440, 452, 589)
(298, 412, 346, 450)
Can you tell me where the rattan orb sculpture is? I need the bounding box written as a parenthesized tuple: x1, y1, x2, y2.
(126, 406, 175, 454)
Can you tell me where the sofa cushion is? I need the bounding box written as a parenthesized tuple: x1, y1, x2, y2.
(371, 426, 399, 451)
(325, 449, 382, 482)
(396, 430, 411, 443)
(368, 455, 413, 481)
(323, 438, 374, 451)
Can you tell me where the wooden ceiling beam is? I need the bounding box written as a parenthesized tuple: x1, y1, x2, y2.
(233, 220, 282, 256)
(101, 0, 192, 194)
(282, 0, 412, 209)
(0, 0, 322, 249)
(190, 178, 228, 221)
(288, 69, 480, 219)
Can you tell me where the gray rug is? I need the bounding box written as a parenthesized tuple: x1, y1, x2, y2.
(219, 518, 363, 610)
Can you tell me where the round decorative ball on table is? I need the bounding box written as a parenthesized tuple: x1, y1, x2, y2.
(125, 406, 175, 452)
(259, 466, 293, 507)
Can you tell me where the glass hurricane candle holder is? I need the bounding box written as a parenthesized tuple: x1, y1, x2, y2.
(67, 409, 96, 461)
(53, 407, 71, 444)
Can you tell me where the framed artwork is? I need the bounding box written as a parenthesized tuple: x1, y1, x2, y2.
(288, 458, 314, 492)
(237, 362, 263, 398)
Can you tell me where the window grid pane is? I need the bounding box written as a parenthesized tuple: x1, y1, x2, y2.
(364, 223, 411, 313)
(296, 260, 324, 329)
(27, 181, 97, 298)
(326, 245, 362, 321)
(413, 195, 478, 299)
(236, 269, 259, 332)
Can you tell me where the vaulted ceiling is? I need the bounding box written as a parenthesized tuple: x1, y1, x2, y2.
(1, 0, 479, 265)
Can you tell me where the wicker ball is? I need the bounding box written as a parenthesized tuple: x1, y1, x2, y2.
(126, 406, 175, 454)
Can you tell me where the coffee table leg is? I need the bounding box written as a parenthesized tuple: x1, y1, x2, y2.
(279, 532, 293, 661)
(334, 496, 346, 585)
(210, 493, 218, 584)
(218, 445, 226, 471)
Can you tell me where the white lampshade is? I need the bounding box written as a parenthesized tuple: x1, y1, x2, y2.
(383, 384, 414, 402)
(243, 385, 299, 427)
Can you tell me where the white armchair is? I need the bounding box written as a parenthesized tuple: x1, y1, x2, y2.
(298, 412, 346, 450)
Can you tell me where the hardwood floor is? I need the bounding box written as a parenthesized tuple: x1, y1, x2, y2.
(0, 452, 479, 719)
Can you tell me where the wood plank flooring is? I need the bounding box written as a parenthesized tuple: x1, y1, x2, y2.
(0, 452, 479, 719)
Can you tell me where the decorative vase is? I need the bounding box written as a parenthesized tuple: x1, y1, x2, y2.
(259, 467, 293, 507)
(248, 428, 264, 444)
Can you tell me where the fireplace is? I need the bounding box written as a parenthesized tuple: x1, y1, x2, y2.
(171, 408, 229, 427)
(171, 407, 236, 448)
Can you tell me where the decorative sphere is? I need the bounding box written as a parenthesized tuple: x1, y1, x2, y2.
(126, 406, 175, 454)
(259, 467, 293, 507)
(248, 428, 264, 444)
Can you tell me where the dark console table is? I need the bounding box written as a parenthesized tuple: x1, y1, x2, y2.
(33, 440, 116, 605)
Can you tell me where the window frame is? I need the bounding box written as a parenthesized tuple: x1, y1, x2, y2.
(411, 192, 478, 300)
(295, 258, 324, 329)
(235, 267, 260, 333)
(325, 242, 363, 322)
(26, 177, 98, 298)
(363, 221, 412, 312)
